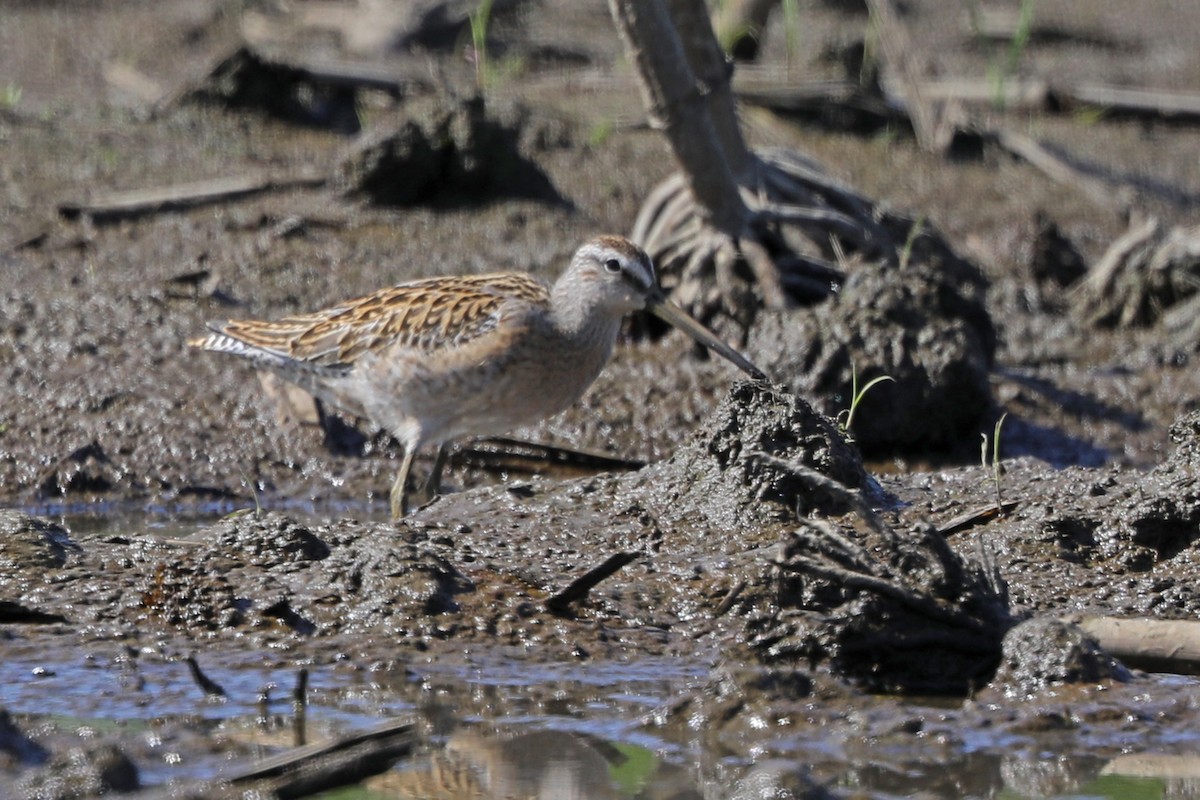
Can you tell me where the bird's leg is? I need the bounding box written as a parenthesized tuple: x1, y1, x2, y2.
(390, 446, 418, 520)
(422, 445, 448, 498)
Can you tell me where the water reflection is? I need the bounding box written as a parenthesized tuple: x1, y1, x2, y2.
(373, 729, 698, 799)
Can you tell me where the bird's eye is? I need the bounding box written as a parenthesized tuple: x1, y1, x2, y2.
(603, 258, 622, 274)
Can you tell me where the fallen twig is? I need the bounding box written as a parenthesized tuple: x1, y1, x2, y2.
(58, 172, 327, 224)
(713, 580, 746, 618)
(546, 551, 640, 614)
(936, 502, 1022, 537)
(735, 80, 908, 133)
(293, 668, 310, 747)
(235, 720, 414, 798)
(917, 76, 1052, 110)
(987, 127, 1122, 208)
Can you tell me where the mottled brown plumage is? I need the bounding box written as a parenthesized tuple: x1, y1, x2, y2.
(190, 235, 763, 518)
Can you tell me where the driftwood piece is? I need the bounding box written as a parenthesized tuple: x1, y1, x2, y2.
(667, 0, 752, 175)
(740, 74, 1200, 214)
(936, 502, 1022, 537)
(918, 76, 1052, 110)
(58, 172, 326, 224)
(919, 77, 1200, 123)
(1070, 616, 1200, 676)
(735, 79, 909, 133)
(610, 0, 748, 237)
(612, 0, 919, 329)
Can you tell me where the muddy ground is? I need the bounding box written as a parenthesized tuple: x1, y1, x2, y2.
(4, 1, 1200, 797)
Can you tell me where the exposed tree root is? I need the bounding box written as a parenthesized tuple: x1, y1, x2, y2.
(632, 147, 904, 326)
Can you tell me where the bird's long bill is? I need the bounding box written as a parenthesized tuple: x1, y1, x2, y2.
(647, 295, 767, 381)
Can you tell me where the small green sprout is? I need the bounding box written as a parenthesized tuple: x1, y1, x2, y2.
(837, 362, 895, 439)
(980, 412, 1008, 513)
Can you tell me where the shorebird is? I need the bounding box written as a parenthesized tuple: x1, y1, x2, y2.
(190, 235, 764, 519)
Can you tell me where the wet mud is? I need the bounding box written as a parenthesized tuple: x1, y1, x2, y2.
(5, 0, 1200, 797)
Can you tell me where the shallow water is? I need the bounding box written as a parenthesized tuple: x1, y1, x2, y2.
(5, 509, 1200, 798)
(6, 629, 1200, 798)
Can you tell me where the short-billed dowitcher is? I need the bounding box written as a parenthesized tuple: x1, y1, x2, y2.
(190, 235, 764, 518)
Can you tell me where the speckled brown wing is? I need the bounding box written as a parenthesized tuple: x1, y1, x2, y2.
(199, 272, 551, 371)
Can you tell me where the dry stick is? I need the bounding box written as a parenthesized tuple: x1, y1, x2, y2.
(546, 551, 640, 614)
(936, 501, 1022, 537)
(987, 128, 1127, 209)
(58, 172, 327, 224)
(865, 0, 964, 154)
(1078, 215, 1161, 298)
(917, 76, 1052, 109)
(735, 80, 907, 129)
(714, 579, 747, 617)
(914, 78, 1200, 122)
(739, 232, 790, 309)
